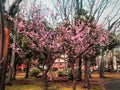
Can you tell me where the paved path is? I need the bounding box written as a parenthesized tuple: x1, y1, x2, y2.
(103, 79, 120, 90)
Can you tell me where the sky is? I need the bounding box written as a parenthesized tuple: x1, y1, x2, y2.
(5, 0, 120, 16)
(5, 0, 120, 29)
(42, 0, 54, 10)
(5, 0, 54, 11)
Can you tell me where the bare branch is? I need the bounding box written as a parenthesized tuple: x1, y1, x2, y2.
(8, 0, 22, 17)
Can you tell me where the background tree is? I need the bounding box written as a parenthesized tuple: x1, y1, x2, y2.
(0, 0, 23, 90)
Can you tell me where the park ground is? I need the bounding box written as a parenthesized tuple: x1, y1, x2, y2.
(5, 72, 120, 90)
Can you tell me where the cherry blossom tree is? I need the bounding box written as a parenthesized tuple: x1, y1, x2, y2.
(57, 18, 109, 90)
(5, 1, 110, 90)
(11, 4, 64, 89)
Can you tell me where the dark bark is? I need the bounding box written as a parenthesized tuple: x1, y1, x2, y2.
(68, 60, 77, 90)
(0, 27, 9, 88)
(0, 0, 5, 84)
(72, 79, 77, 90)
(8, 0, 22, 17)
(71, 64, 77, 90)
(42, 58, 57, 90)
(25, 58, 30, 78)
(73, 44, 93, 61)
(41, 55, 61, 90)
(76, 0, 79, 13)
(43, 75, 48, 90)
(49, 69, 54, 81)
(0, 2, 9, 89)
(0, 60, 7, 90)
(6, 32, 16, 85)
(111, 49, 114, 72)
(99, 51, 105, 78)
(84, 60, 90, 90)
(78, 57, 82, 81)
(12, 60, 18, 80)
(42, 69, 49, 90)
(0, 0, 22, 90)
(42, 57, 58, 77)
(88, 61, 92, 78)
(42, 59, 54, 90)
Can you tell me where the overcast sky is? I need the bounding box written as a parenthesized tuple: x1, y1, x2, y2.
(5, 0, 120, 28)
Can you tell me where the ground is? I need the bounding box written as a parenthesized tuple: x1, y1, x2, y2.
(103, 79, 120, 90)
(5, 72, 120, 90)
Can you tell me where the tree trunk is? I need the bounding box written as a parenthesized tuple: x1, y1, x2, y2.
(0, 0, 5, 84)
(78, 57, 82, 81)
(6, 50, 15, 85)
(42, 74, 48, 90)
(0, 59, 7, 90)
(84, 60, 90, 90)
(42, 58, 56, 77)
(41, 59, 56, 90)
(76, 0, 80, 12)
(0, 27, 9, 90)
(25, 58, 30, 78)
(111, 49, 114, 72)
(71, 63, 77, 90)
(88, 61, 92, 78)
(72, 79, 77, 90)
(41, 56, 61, 90)
(6, 33, 16, 85)
(99, 51, 105, 78)
(49, 69, 54, 81)
(12, 60, 17, 80)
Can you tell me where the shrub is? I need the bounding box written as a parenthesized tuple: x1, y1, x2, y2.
(67, 69, 73, 80)
(67, 68, 80, 80)
(30, 68, 40, 77)
(57, 70, 63, 77)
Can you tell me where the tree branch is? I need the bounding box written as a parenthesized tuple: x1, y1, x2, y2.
(8, 0, 22, 17)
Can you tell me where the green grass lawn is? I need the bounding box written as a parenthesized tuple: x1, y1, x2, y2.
(6, 79, 101, 90)
(5, 72, 110, 90)
(6, 84, 101, 90)
(5, 79, 79, 90)
(6, 85, 43, 90)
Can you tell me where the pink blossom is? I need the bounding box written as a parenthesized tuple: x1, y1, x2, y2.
(18, 21, 25, 31)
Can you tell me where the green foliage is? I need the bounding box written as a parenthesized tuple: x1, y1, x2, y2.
(21, 35, 31, 49)
(57, 70, 63, 77)
(67, 68, 82, 80)
(30, 68, 40, 77)
(67, 69, 73, 80)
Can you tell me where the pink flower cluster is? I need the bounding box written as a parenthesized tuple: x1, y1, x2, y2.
(9, 5, 109, 61)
